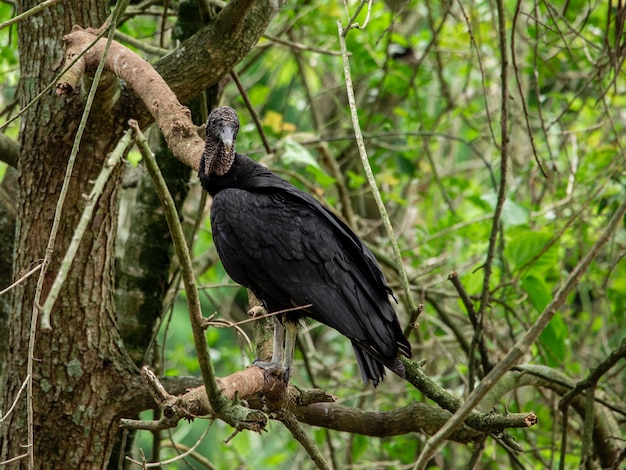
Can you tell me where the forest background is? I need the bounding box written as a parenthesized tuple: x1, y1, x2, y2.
(0, 0, 625, 469)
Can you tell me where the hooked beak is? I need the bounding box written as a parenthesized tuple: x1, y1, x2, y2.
(219, 127, 235, 153)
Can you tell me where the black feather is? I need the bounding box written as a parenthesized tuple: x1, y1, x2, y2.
(199, 107, 412, 385)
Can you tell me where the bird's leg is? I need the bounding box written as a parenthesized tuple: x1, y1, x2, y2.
(282, 320, 298, 383)
(253, 315, 286, 381)
(271, 316, 285, 364)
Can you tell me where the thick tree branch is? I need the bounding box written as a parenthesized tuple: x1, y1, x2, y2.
(123, 361, 538, 448)
(154, 0, 283, 103)
(55, 0, 286, 172)
(57, 26, 204, 170)
(403, 358, 534, 444)
(121, 365, 291, 432)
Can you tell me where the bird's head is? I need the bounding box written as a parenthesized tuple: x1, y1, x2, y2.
(202, 106, 240, 177)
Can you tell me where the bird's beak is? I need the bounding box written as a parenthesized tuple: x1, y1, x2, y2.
(219, 128, 235, 153)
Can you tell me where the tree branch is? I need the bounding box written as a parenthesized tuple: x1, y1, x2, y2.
(55, 0, 286, 171)
(130, 121, 225, 414)
(57, 26, 204, 170)
(278, 411, 331, 470)
(121, 363, 542, 449)
(413, 193, 626, 469)
(121, 365, 295, 432)
(337, 20, 420, 327)
(154, 0, 285, 103)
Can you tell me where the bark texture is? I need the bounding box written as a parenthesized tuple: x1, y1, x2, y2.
(0, 1, 140, 468)
(0, 0, 285, 468)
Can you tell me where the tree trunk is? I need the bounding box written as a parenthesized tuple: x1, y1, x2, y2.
(0, 1, 139, 468)
(1, 0, 284, 467)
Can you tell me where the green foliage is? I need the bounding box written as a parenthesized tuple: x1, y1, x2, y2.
(505, 228, 558, 276)
(16, 0, 618, 467)
(208, 0, 625, 465)
(0, 3, 20, 156)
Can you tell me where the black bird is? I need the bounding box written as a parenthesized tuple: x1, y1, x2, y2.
(199, 106, 412, 385)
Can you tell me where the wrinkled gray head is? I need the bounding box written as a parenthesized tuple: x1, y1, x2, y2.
(202, 106, 240, 177)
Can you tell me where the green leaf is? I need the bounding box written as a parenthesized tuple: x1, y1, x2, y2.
(347, 170, 366, 188)
(305, 164, 336, 187)
(481, 193, 529, 227)
(521, 275, 552, 313)
(522, 276, 566, 366)
(280, 138, 321, 169)
(505, 229, 558, 274)
(539, 312, 568, 366)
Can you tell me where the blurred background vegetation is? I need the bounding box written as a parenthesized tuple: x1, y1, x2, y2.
(1, 0, 625, 468)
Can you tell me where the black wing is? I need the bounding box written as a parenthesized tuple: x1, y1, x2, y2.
(210, 172, 411, 381)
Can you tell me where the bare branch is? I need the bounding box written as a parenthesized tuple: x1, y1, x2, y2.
(40, 129, 134, 329)
(130, 121, 225, 416)
(0, 133, 19, 168)
(57, 26, 204, 170)
(413, 190, 626, 469)
(337, 19, 420, 327)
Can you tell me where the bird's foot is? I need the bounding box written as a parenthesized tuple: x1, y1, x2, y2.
(251, 359, 290, 384)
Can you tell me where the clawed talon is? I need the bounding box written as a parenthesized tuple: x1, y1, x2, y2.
(252, 359, 289, 383)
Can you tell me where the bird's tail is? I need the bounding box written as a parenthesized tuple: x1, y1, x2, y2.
(352, 343, 406, 387)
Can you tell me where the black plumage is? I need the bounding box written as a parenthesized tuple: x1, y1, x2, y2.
(199, 106, 412, 386)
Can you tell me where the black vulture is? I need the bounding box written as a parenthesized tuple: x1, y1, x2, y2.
(199, 106, 412, 386)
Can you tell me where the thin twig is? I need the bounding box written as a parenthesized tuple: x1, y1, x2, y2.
(341, 0, 372, 33)
(279, 411, 331, 470)
(456, 0, 498, 153)
(0, 375, 29, 423)
(511, 0, 548, 178)
(580, 385, 596, 467)
(40, 129, 133, 329)
(129, 120, 226, 415)
(0, 263, 42, 297)
(337, 20, 420, 325)
(230, 71, 272, 154)
(0, 0, 62, 32)
(286, 28, 356, 226)
(229, 304, 313, 327)
(470, 0, 511, 391)
(0, 453, 29, 466)
(412, 191, 626, 470)
(448, 272, 477, 327)
(125, 425, 212, 468)
(114, 30, 169, 57)
(529, 1, 556, 172)
(264, 34, 343, 56)
(559, 337, 626, 409)
(448, 272, 492, 378)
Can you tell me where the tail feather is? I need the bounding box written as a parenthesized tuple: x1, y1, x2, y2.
(352, 342, 407, 387)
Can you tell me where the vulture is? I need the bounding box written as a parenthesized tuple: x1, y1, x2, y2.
(199, 106, 412, 386)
